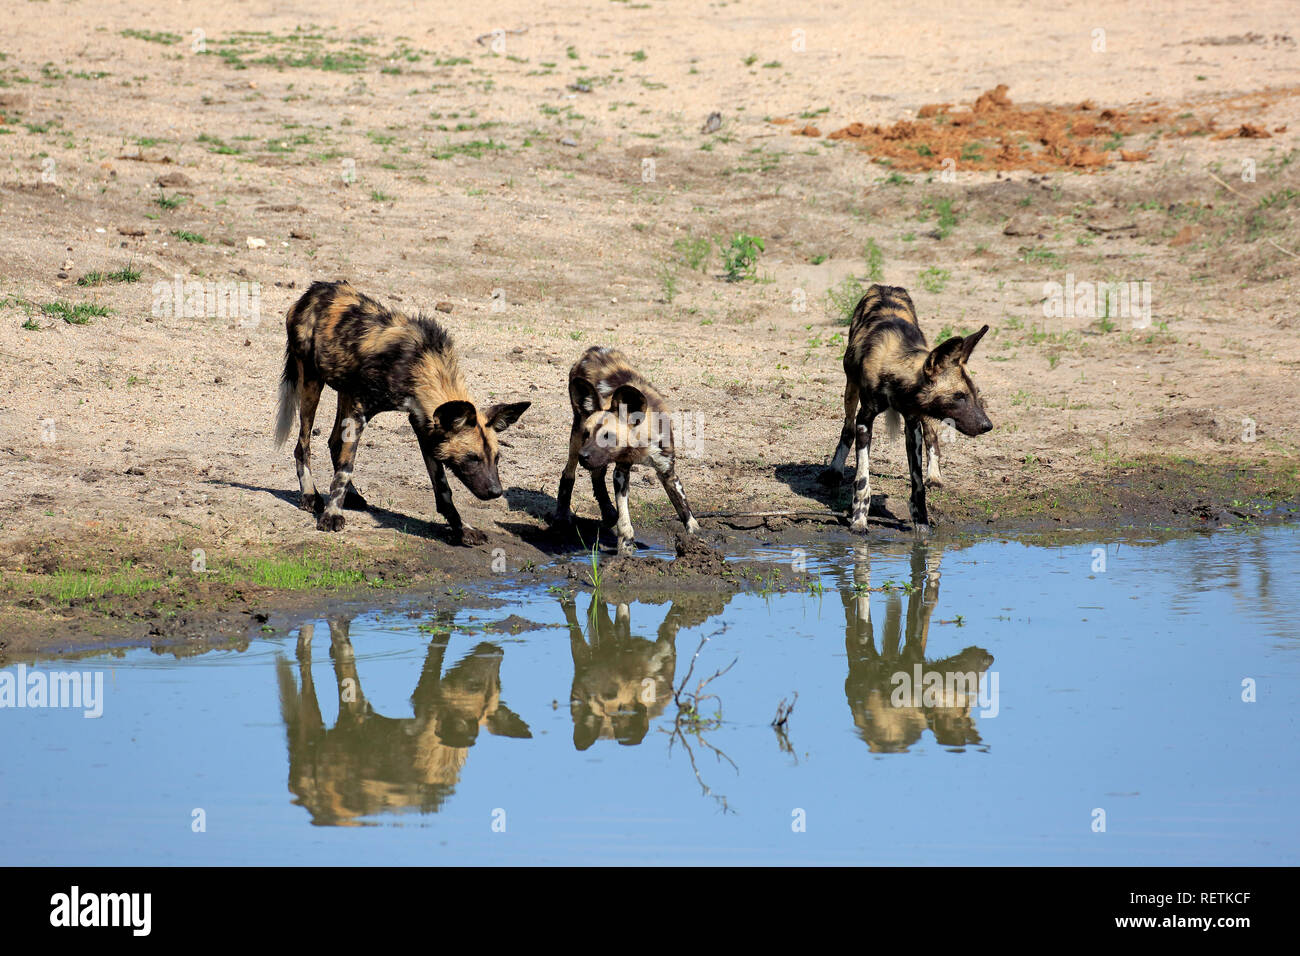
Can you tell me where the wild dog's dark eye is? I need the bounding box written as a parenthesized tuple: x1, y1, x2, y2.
(952, 393, 967, 403)
(467, 453, 484, 464)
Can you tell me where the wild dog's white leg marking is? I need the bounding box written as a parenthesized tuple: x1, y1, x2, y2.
(649, 446, 698, 534)
(319, 413, 365, 531)
(613, 465, 635, 553)
(926, 443, 943, 486)
(850, 414, 873, 534)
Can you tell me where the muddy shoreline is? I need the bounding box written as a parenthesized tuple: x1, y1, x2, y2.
(2, 454, 1295, 662)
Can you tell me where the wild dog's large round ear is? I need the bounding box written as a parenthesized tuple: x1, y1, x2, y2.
(569, 377, 601, 414)
(960, 324, 990, 361)
(433, 399, 477, 434)
(924, 336, 967, 378)
(484, 401, 531, 432)
(609, 383, 647, 419)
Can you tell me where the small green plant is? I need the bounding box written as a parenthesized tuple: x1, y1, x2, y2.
(42, 301, 109, 324)
(658, 263, 678, 303)
(154, 191, 185, 209)
(863, 238, 884, 281)
(120, 28, 181, 45)
(927, 197, 958, 238)
(1258, 188, 1297, 209)
(21, 317, 40, 331)
(717, 233, 764, 282)
(78, 263, 141, 286)
(919, 266, 950, 293)
(826, 275, 866, 324)
(170, 229, 207, 244)
(673, 236, 710, 272)
(369, 189, 395, 202)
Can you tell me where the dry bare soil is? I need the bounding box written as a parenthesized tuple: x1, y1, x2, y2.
(1, 0, 1297, 655)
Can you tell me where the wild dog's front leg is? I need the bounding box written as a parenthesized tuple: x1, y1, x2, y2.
(591, 465, 618, 527)
(295, 370, 324, 513)
(921, 416, 944, 487)
(849, 405, 875, 534)
(650, 451, 699, 534)
(612, 463, 635, 554)
(554, 422, 583, 525)
(413, 422, 484, 546)
(329, 393, 369, 510)
(318, 407, 366, 532)
(821, 381, 860, 486)
(905, 416, 931, 533)
(433, 458, 486, 546)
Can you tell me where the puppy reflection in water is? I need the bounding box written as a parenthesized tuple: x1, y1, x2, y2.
(276, 617, 531, 826)
(562, 592, 732, 750)
(840, 544, 994, 753)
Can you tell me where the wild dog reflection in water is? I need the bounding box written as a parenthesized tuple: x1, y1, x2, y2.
(562, 592, 733, 750)
(276, 616, 531, 826)
(840, 544, 994, 753)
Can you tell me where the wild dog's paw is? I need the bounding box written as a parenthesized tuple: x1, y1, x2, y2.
(685, 516, 701, 535)
(456, 527, 488, 547)
(343, 486, 369, 510)
(299, 493, 323, 513)
(817, 467, 843, 487)
(317, 511, 346, 532)
(617, 540, 637, 556)
(924, 475, 945, 488)
(551, 510, 574, 528)
(913, 522, 932, 535)
(849, 516, 870, 534)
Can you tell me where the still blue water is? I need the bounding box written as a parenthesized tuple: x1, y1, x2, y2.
(2, 527, 1296, 864)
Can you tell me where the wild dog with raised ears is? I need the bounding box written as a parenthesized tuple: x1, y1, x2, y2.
(274, 280, 530, 544)
(822, 284, 992, 534)
(553, 346, 699, 554)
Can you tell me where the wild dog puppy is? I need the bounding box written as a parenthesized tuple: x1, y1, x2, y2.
(274, 280, 530, 544)
(823, 284, 992, 533)
(554, 346, 698, 554)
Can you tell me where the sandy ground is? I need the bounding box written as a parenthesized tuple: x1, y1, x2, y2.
(0, 0, 1297, 652)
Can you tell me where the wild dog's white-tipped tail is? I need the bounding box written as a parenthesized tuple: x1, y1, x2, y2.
(883, 408, 903, 441)
(274, 351, 299, 448)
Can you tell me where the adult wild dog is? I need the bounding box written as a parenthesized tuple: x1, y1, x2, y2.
(823, 285, 992, 533)
(274, 280, 530, 544)
(554, 346, 698, 554)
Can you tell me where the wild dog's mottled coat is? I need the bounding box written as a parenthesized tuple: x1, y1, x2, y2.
(274, 280, 529, 543)
(554, 346, 698, 553)
(824, 285, 992, 533)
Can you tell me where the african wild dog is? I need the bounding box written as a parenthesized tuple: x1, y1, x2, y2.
(554, 346, 698, 554)
(274, 280, 530, 544)
(278, 616, 531, 825)
(822, 284, 992, 533)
